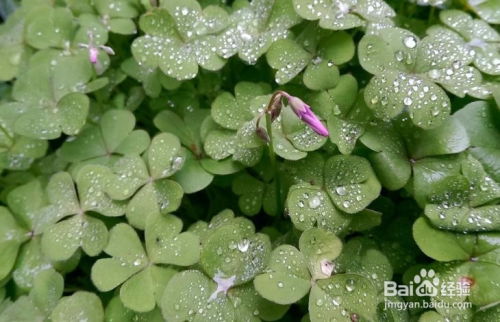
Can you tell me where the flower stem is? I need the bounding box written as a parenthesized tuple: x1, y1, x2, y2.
(428, 6, 435, 25)
(265, 111, 282, 216)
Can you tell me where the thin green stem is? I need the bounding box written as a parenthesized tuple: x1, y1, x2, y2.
(428, 6, 435, 25)
(265, 111, 282, 216)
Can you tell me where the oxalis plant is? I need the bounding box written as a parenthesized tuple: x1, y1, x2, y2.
(0, 0, 499, 321)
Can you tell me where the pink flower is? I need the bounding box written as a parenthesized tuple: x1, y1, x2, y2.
(78, 32, 115, 65)
(208, 272, 236, 301)
(281, 92, 329, 137)
(88, 47, 99, 64)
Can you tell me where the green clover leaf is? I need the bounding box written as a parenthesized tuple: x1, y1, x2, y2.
(171, 149, 215, 194)
(132, 3, 228, 80)
(73, 13, 109, 45)
(200, 222, 272, 285)
(325, 86, 371, 155)
(160, 269, 288, 322)
(91, 219, 190, 312)
(95, 0, 140, 19)
(255, 232, 378, 321)
(40, 169, 126, 261)
(188, 209, 254, 243)
(232, 171, 280, 216)
(412, 154, 463, 206)
(324, 155, 381, 213)
(474, 304, 500, 321)
(265, 38, 311, 85)
(0, 11, 27, 81)
(145, 213, 200, 266)
(359, 27, 486, 128)
(283, 152, 325, 186)
(432, 10, 500, 77)
(24, 6, 74, 50)
(286, 183, 351, 234)
(211, 82, 270, 130)
(0, 296, 45, 322)
(4, 179, 79, 291)
(285, 153, 381, 233)
(359, 113, 469, 193)
(455, 100, 500, 184)
(254, 245, 311, 305)
(205, 83, 270, 165)
(50, 291, 104, 322)
(0, 102, 48, 171)
(12, 237, 78, 291)
(466, 0, 500, 24)
(105, 296, 164, 321)
(13, 50, 92, 105)
(413, 217, 500, 307)
(121, 58, 181, 98)
(424, 155, 500, 232)
(58, 109, 150, 165)
(216, 0, 301, 64)
(154, 109, 207, 155)
(93, 0, 139, 34)
(299, 228, 342, 280)
(203, 130, 239, 159)
(359, 120, 410, 190)
(413, 217, 473, 262)
(1, 0, 499, 320)
(0, 207, 29, 281)
(266, 31, 354, 87)
(154, 108, 244, 192)
(30, 269, 64, 315)
(455, 101, 500, 151)
(104, 133, 184, 229)
(418, 308, 480, 322)
(293, 0, 395, 30)
(0, 269, 63, 321)
(6, 50, 94, 140)
(333, 237, 393, 291)
(308, 274, 378, 322)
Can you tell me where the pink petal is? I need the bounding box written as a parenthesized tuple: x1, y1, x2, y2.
(89, 47, 99, 64)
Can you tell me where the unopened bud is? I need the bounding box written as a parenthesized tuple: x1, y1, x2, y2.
(268, 94, 283, 122)
(256, 127, 270, 143)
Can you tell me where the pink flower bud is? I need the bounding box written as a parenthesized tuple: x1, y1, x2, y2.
(286, 94, 329, 137)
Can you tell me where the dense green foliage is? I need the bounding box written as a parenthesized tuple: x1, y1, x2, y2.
(0, 0, 499, 321)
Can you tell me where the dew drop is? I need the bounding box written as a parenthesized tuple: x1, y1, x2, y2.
(237, 239, 250, 253)
(335, 186, 347, 196)
(428, 69, 441, 79)
(345, 279, 355, 292)
(309, 196, 321, 209)
(403, 36, 417, 49)
(394, 50, 404, 62)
